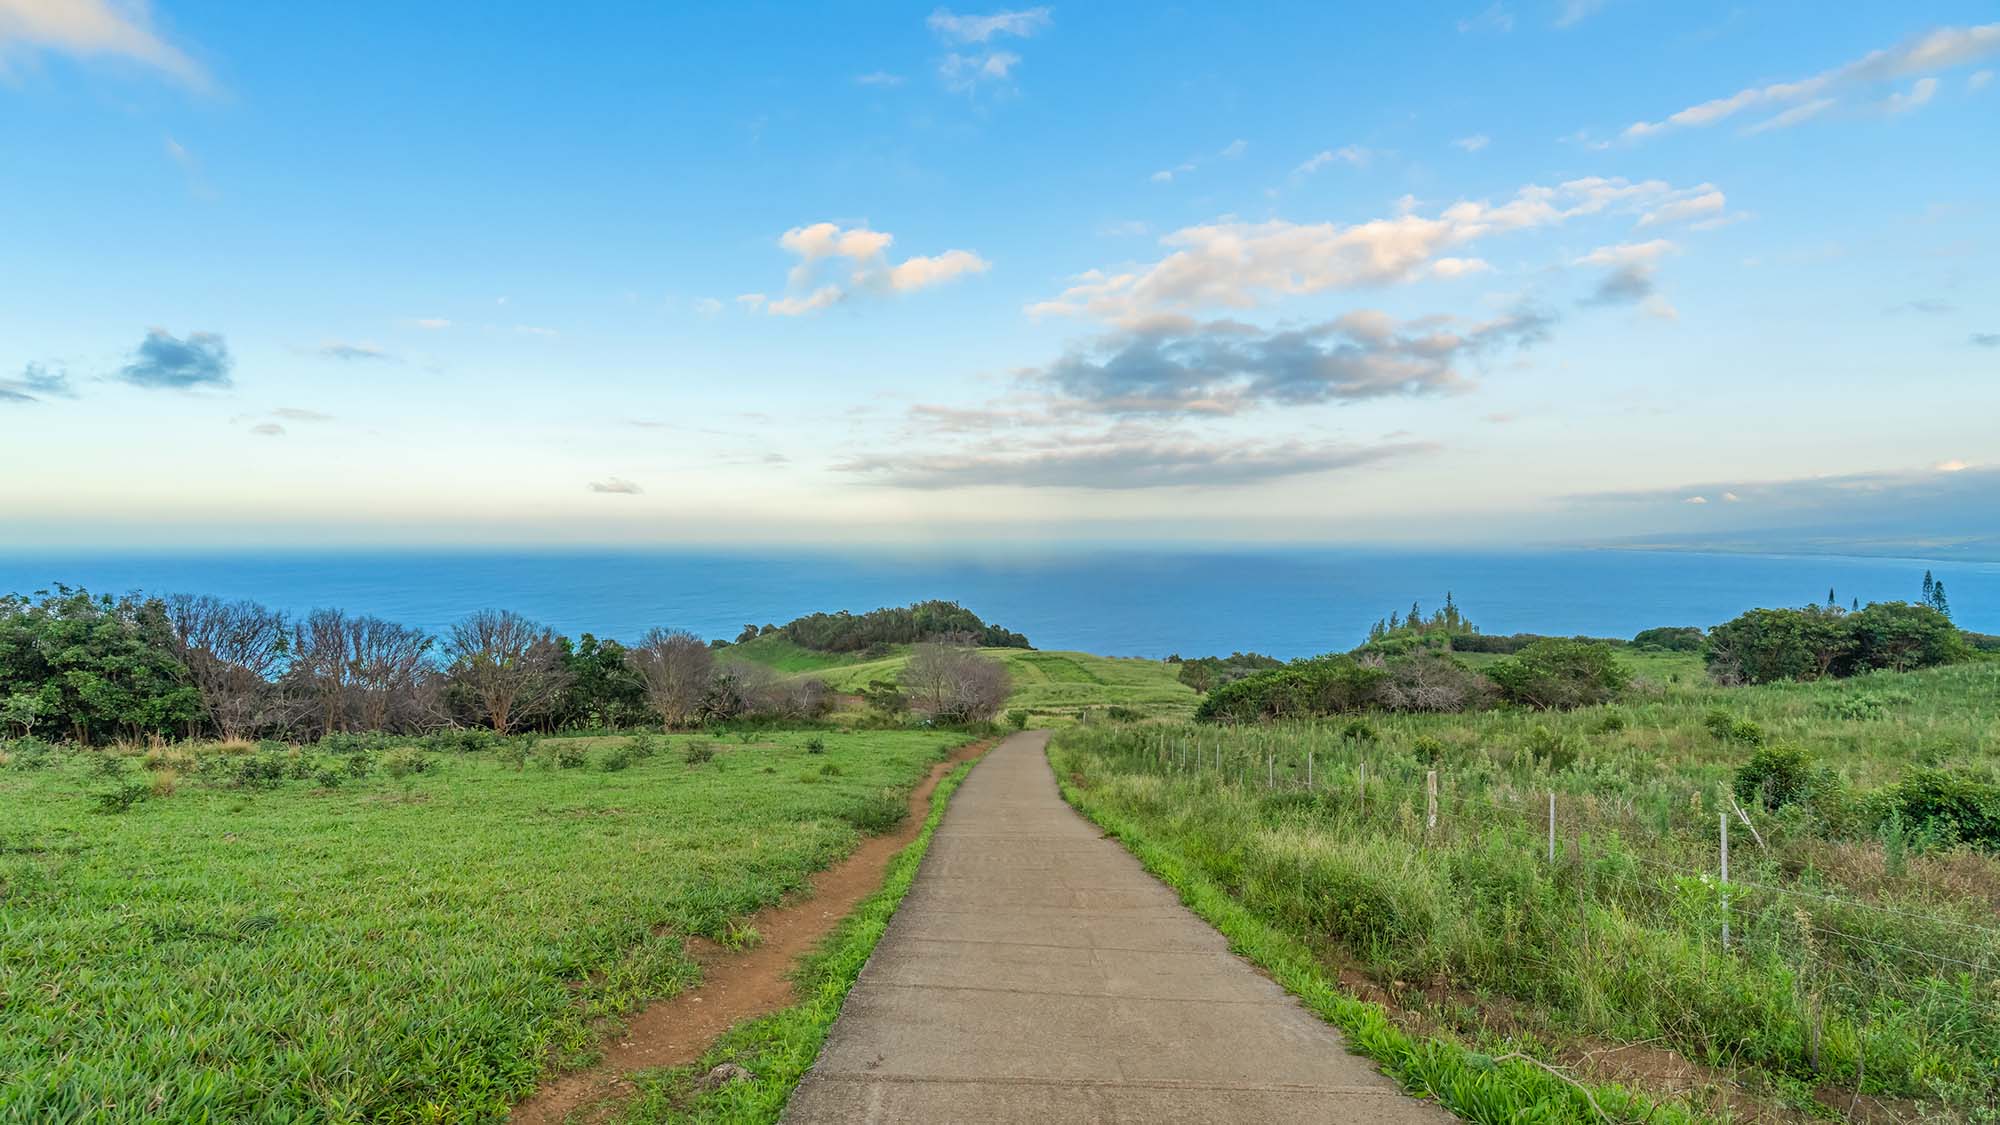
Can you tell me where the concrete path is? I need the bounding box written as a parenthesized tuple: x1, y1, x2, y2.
(782, 731, 1454, 1124)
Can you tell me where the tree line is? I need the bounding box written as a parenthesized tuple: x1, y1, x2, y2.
(765, 599, 1030, 654)
(0, 586, 831, 744)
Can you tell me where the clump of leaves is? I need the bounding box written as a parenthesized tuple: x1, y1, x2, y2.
(820, 763, 843, 777)
(383, 748, 435, 780)
(496, 741, 529, 771)
(804, 736, 827, 755)
(1007, 709, 1030, 730)
(233, 755, 287, 790)
(312, 768, 343, 789)
(343, 753, 374, 779)
(93, 781, 150, 815)
(91, 752, 130, 778)
(1734, 744, 1828, 811)
(1524, 725, 1577, 771)
(684, 741, 716, 766)
(599, 744, 635, 772)
(1410, 734, 1447, 766)
(1342, 717, 1378, 743)
(1594, 709, 1628, 733)
(630, 733, 660, 759)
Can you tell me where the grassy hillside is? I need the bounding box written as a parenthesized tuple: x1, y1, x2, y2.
(717, 632, 874, 674)
(0, 729, 972, 1122)
(800, 646, 1200, 723)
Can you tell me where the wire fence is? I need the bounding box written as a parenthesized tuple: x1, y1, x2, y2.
(1087, 726, 2000, 1029)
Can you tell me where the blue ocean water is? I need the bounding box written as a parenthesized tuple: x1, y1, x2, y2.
(0, 548, 1992, 660)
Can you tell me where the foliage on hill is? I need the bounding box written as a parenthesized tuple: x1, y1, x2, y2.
(0, 586, 202, 743)
(1705, 601, 1965, 684)
(774, 599, 1030, 653)
(1631, 625, 1704, 652)
(1170, 651, 1282, 692)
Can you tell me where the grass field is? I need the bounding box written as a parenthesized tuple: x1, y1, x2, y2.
(0, 728, 971, 1123)
(725, 641, 1200, 724)
(1051, 659, 2000, 1119)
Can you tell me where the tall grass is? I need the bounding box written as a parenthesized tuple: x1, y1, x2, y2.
(1051, 660, 2000, 1117)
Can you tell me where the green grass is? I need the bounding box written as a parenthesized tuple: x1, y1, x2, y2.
(804, 647, 1199, 723)
(613, 757, 980, 1123)
(0, 728, 971, 1123)
(718, 634, 874, 675)
(1051, 659, 2000, 1118)
(1050, 752, 1699, 1125)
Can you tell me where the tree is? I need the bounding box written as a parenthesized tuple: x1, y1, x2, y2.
(1487, 639, 1628, 709)
(901, 643, 1011, 723)
(289, 608, 357, 737)
(1704, 606, 1850, 685)
(443, 610, 570, 732)
(1845, 601, 1965, 673)
(631, 627, 714, 729)
(165, 593, 290, 739)
(0, 586, 200, 743)
(346, 616, 433, 732)
(558, 633, 647, 728)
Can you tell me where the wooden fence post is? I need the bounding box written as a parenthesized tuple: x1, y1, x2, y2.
(1720, 811, 1731, 950)
(1426, 770, 1439, 835)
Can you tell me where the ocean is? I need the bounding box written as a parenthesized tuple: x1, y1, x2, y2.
(0, 548, 1991, 660)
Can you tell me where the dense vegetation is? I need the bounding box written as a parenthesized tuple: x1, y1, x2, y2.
(0, 728, 973, 1122)
(762, 599, 1030, 654)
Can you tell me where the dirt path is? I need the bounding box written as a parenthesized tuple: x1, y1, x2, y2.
(780, 731, 1454, 1124)
(509, 737, 994, 1125)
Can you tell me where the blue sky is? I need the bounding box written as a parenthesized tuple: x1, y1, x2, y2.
(1, 1, 1996, 549)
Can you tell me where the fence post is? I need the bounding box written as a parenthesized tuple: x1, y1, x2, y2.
(1547, 791, 1556, 863)
(1267, 752, 1274, 789)
(1720, 811, 1731, 951)
(1426, 770, 1439, 835)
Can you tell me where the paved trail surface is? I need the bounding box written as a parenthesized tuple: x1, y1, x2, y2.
(783, 731, 1453, 1124)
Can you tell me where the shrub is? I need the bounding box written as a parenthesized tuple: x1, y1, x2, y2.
(684, 741, 716, 765)
(343, 753, 374, 779)
(93, 781, 150, 814)
(1733, 744, 1828, 811)
(312, 768, 342, 789)
(1410, 734, 1447, 765)
(901, 643, 1012, 724)
(1342, 717, 1378, 742)
(804, 736, 827, 754)
(1844, 602, 1968, 673)
(1524, 725, 1577, 771)
(1006, 709, 1029, 729)
(819, 763, 843, 777)
(1593, 710, 1627, 734)
(1196, 657, 1389, 723)
(1873, 768, 2000, 850)
(91, 752, 129, 777)
(1702, 707, 1736, 740)
(382, 748, 434, 779)
(148, 770, 178, 798)
(630, 732, 661, 758)
(232, 755, 286, 789)
(1106, 705, 1143, 722)
(845, 789, 907, 835)
(496, 741, 529, 770)
(1487, 639, 1628, 709)
(1631, 625, 1704, 652)
(599, 745, 634, 771)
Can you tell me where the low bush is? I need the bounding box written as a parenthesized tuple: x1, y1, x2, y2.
(684, 741, 716, 766)
(599, 744, 635, 772)
(804, 736, 827, 754)
(1487, 639, 1628, 710)
(1872, 767, 2000, 850)
(382, 748, 434, 779)
(844, 789, 907, 835)
(232, 756, 286, 789)
(1733, 744, 1829, 811)
(93, 781, 150, 814)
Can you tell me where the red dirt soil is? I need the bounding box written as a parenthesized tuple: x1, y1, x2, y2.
(508, 737, 994, 1125)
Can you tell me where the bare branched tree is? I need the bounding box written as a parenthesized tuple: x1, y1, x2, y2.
(631, 627, 713, 729)
(902, 643, 1011, 723)
(165, 593, 289, 739)
(444, 609, 569, 732)
(290, 608, 356, 737)
(346, 616, 433, 732)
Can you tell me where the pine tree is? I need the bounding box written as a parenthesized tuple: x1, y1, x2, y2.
(1923, 570, 1936, 604)
(1851, 596, 1859, 611)
(1827, 587, 1836, 607)
(1933, 581, 1952, 620)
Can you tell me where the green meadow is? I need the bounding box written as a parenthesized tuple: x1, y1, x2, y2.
(1052, 657, 2000, 1118)
(0, 729, 970, 1123)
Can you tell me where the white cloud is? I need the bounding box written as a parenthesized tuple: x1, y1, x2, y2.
(1574, 239, 1675, 267)
(762, 222, 988, 315)
(588, 477, 643, 495)
(1636, 188, 1724, 227)
(1721, 491, 1741, 502)
(1935, 458, 1971, 473)
(410, 317, 452, 330)
(888, 249, 991, 291)
(1295, 145, 1369, 175)
(1620, 22, 1999, 141)
(1742, 98, 1836, 134)
(1973, 69, 1995, 90)
(854, 71, 904, 87)
(1452, 134, 1490, 152)
(926, 7, 1051, 43)
(938, 49, 1020, 92)
(0, 0, 207, 87)
(692, 297, 723, 316)
(1030, 177, 1702, 324)
(1219, 138, 1249, 159)
(1883, 76, 1939, 114)
(1682, 495, 1708, 504)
